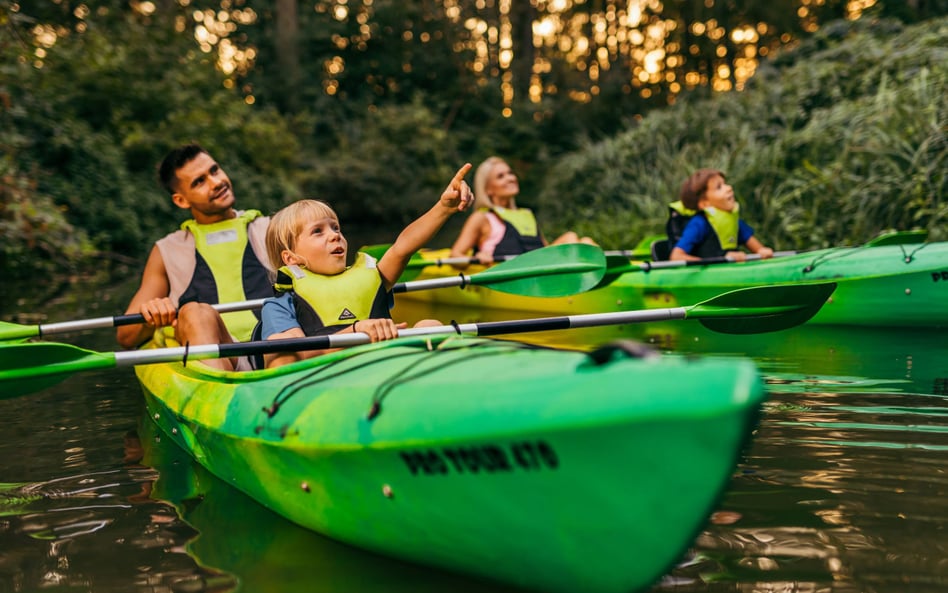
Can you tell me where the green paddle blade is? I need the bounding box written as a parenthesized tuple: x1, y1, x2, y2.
(691, 282, 836, 334)
(0, 342, 118, 399)
(864, 229, 928, 247)
(0, 321, 36, 342)
(359, 243, 392, 260)
(460, 243, 606, 297)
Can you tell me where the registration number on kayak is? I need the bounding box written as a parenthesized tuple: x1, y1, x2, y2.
(400, 441, 559, 476)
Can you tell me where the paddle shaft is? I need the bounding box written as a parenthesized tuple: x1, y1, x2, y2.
(104, 308, 687, 367)
(7, 244, 605, 341)
(107, 300, 807, 368)
(21, 300, 268, 339)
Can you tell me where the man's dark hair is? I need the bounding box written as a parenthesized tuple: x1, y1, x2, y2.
(158, 144, 208, 195)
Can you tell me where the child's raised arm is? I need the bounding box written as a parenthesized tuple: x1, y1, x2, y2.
(378, 163, 474, 290)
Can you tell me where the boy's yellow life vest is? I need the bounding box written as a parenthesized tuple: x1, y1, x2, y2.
(274, 252, 390, 335)
(703, 204, 740, 250)
(668, 200, 698, 218)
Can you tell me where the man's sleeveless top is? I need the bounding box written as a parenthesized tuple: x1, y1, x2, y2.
(273, 252, 392, 337)
(479, 207, 545, 258)
(155, 210, 271, 342)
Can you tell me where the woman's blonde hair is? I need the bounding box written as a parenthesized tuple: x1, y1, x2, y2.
(473, 156, 518, 210)
(265, 199, 339, 270)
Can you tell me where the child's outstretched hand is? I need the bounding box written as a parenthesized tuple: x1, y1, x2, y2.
(440, 163, 474, 211)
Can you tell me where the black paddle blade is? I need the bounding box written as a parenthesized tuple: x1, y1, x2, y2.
(695, 283, 837, 334)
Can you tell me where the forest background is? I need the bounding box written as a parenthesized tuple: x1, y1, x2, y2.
(1, 0, 946, 282)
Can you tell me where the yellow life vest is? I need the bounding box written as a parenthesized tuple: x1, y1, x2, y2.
(274, 252, 391, 336)
(178, 210, 269, 341)
(703, 204, 740, 250)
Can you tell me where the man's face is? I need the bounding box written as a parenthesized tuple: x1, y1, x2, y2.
(172, 152, 236, 223)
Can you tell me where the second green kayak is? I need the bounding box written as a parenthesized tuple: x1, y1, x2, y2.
(395, 239, 948, 327)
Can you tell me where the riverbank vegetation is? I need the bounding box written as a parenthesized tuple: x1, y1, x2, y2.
(537, 17, 947, 249)
(1, 2, 946, 281)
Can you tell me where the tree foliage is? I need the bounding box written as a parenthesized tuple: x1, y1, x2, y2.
(536, 17, 948, 249)
(1, 0, 946, 282)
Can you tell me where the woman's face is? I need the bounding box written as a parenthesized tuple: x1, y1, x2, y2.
(485, 161, 520, 204)
(699, 174, 736, 212)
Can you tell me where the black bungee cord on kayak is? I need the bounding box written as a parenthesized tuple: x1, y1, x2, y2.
(258, 347, 428, 420)
(367, 340, 527, 420)
(802, 240, 930, 273)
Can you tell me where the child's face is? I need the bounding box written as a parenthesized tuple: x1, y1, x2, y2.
(698, 174, 736, 212)
(283, 216, 348, 274)
(172, 152, 235, 221)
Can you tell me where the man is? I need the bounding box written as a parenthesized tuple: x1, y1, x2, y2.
(117, 144, 273, 370)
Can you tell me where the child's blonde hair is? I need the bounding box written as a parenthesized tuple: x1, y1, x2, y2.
(265, 199, 339, 270)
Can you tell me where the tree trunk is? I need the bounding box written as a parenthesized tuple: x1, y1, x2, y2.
(275, 0, 301, 113)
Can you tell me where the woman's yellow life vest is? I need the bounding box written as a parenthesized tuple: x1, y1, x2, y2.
(483, 206, 544, 256)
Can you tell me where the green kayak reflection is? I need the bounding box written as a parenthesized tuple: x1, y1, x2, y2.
(138, 416, 527, 593)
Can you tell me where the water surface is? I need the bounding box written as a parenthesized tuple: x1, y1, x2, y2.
(1, 281, 945, 592)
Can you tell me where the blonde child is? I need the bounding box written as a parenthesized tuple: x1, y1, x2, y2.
(260, 164, 473, 368)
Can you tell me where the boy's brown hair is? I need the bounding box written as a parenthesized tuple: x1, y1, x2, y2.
(679, 168, 724, 211)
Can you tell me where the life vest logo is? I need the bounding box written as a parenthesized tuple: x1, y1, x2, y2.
(338, 308, 357, 321)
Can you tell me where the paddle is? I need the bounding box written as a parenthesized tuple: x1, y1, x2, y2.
(0, 244, 607, 343)
(402, 249, 653, 270)
(392, 243, 605, 297)
(595, 250, 798, 288)
(0, 300, 269, 342)
(863, 229, 927, 247)
(0, 282, 835, 398)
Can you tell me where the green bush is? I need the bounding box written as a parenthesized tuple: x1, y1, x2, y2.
(535, 17, 948, 249)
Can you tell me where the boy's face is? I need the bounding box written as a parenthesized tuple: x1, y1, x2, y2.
(283, 216, 348, 275)
(698, 174, 736, 212)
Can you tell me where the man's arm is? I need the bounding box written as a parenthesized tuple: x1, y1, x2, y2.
(116, 246, 175, 349)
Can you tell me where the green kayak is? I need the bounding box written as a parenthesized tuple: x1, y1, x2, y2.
(137, 331, 766, 593)
(395, 236, 948, 328)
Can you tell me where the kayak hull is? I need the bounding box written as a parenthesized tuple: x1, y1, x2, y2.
(137, 333, 765, 593)
(396, 242, 948, 327)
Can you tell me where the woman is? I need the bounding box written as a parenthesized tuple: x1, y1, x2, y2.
(449, 157, 595, 263)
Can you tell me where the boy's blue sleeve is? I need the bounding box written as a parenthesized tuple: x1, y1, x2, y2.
(261, 293, 301, 339)
(674, 216, 711, 255)
(738, 220, 755, 245)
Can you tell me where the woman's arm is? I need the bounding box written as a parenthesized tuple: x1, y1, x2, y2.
(449, 210, 489, 260)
